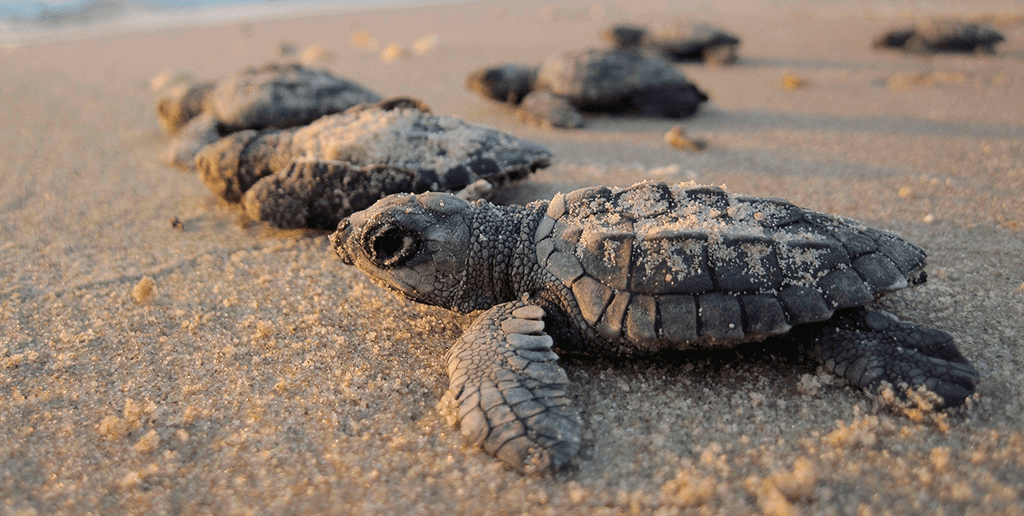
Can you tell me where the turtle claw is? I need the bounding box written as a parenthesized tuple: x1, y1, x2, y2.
(803, 308, 979, 409)
(446, 301, 582, 473)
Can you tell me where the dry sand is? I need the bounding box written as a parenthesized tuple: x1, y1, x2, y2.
(2, 0, 1024, 514)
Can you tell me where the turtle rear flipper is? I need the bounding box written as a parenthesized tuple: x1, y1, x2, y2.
(801, 308, 979, 408)
(516, 90, 585, 129)
(445, 302, 582, 473)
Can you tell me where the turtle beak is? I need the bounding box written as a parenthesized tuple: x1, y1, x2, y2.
(330, 218, 355, 265)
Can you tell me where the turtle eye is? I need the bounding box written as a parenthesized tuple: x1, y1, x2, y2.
(365, 223, 421, 268)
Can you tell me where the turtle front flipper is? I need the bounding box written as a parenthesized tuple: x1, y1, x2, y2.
(800, 308, 979, 408)
(242, 159, 422, 230)
(163, 113, 221, 170)
(445, 301, 582, 474)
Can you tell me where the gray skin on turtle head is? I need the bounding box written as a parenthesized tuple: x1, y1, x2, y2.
(466, 48, 708, 129)
(331, 182, 979, 474)
(333, 193, 479, 308)
(464, 64, 538, 104)
(156, 63, 381, 169)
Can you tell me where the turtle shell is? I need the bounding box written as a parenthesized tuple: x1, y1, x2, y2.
(207, 63, 382, 132)
(533, 182, 926, 349)
(533, 48, 706, 116)
(642, 22, 740, 61)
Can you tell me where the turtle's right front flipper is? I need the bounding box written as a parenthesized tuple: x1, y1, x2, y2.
(195, 129, 294, 202)
(445, 301, 582, 474)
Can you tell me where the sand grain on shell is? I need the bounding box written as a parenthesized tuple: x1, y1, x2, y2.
(570, 182, 852, 289)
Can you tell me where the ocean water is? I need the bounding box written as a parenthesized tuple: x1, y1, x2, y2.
(0, 0, 442, 45)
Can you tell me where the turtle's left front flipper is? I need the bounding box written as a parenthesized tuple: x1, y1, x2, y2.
(800, 308, 979, 408)
(445, 301, 582, 474)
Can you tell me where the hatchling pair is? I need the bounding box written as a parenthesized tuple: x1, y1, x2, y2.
(331, 181, 979, 474)
(155, 63, 382, 170)
(192, 97, 552, 230)
(156, 63, 552, 229)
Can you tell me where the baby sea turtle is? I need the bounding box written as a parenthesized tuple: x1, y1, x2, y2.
(197, 98, 552, 230)
(331, 181, 979, 473)
(466, 48, 708, 128)
(156, 63, 381, 169)
(873, 19, 1005, 54)
(604, 22, 741, 65)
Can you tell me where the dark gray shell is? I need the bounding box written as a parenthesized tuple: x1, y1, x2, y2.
(206, 62, 382, 132)
(533, 48, 708, 117)
(533, 182, 926, 348)
(157, 63, 381, 134)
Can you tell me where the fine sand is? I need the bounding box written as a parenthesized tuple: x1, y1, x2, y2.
(2, 0, 1024, 514)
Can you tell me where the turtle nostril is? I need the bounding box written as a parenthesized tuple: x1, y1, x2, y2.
(330, 219, 355, 265)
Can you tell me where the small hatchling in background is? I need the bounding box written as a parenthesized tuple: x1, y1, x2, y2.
(873, 19, 1005, 54)
(466, 48, 708, 129)
(603, 21, 741, 65)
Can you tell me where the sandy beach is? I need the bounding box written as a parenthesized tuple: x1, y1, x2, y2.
(2, 0, 1024, 513)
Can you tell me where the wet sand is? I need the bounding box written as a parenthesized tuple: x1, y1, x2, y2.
(2, 0, 1023, 513)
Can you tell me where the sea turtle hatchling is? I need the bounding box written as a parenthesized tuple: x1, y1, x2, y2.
(873, 19, 1005, 54)
(466, 48, 708, 128)
(156, 62, 381, 169)
(603, 21, 741, 65)
(197, 98, 552, 230)
(331, 181, 979, 473)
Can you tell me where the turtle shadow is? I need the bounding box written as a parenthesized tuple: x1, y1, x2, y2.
(556, 338, 830, 473)
(729, 55, 926, 72)
(574, 105, 1024, 140)
(558, 335, 815, 381)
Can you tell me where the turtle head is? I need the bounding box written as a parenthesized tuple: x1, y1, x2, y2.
(331, 192, 477, 310)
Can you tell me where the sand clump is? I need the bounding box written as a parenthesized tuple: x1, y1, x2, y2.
(781, 72, 807, 90)
(350, 30, 378, 50)
(299, 44, 334, 64)
(380, 42, 408, 63)
(131, 276, 157, 303)
(664, 125, 707, 151)
(411, 34, 440, 56)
